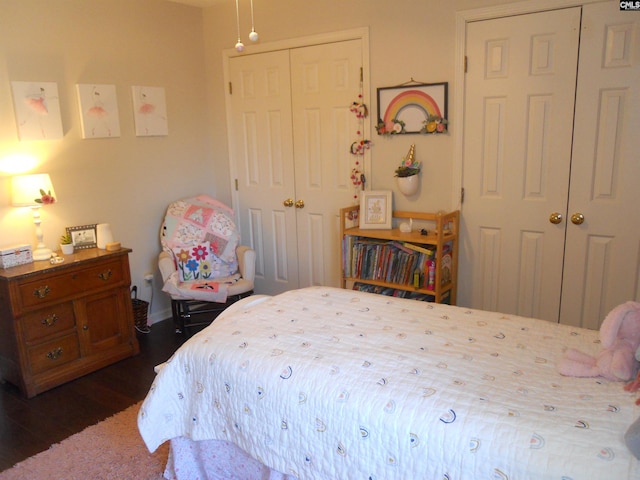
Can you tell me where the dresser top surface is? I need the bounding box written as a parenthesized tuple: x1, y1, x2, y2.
(0, 247, 132, 280)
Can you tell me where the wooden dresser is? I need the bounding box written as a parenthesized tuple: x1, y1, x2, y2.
(0, 248, 140, 397)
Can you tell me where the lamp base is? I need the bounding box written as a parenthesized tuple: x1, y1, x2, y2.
(32, 247, 53, 261)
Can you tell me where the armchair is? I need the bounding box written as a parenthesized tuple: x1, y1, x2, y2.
(158, 195, 255, 334)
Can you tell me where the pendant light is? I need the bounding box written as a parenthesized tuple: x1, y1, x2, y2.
(234, 0, 244, 52)
(249, 0, 259, 42)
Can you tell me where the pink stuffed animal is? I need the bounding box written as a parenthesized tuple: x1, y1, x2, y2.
(557, 301, 640, 381)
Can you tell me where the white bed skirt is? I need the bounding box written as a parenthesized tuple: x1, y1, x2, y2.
(165, 437, 298, 480)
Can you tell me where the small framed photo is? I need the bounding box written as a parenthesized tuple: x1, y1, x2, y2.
(359, 191, 392, 229)
(66, 224, 97, 249)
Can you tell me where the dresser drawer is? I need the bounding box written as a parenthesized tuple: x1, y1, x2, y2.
(28, 334, 80, 375)
(17, 259, 124, 309)
(22, 302, 76, 343)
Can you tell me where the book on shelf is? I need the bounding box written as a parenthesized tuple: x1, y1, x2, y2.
(441, 252, 452, 285)
(403, 242, 435, 257)
(389, 241, 414, 254)
(352, 282, 436, 302)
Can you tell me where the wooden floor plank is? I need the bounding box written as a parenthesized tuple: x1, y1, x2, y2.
(0, 319, 184, 472)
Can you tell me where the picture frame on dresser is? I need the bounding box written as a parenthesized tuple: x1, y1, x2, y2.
(66, 224, 97, 249)
(359, 190, 392, 229)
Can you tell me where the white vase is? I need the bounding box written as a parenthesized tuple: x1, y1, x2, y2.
(60, 243, 74, 255)
(396, 175, 419, 196)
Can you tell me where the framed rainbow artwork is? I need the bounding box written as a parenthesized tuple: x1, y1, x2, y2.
(376, 82, 448, 135)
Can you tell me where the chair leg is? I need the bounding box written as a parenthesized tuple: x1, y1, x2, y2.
(172, 291, 254, 336)
(171, 300, 185, 334)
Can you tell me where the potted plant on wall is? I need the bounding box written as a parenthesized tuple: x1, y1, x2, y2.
(60, 232, 74, 255)
(394, 144, 421, 196)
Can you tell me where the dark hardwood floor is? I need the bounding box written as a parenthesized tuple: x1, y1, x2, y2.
(0, 319, 187, 472)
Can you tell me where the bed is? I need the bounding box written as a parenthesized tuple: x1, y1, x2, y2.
(138, 286, 640, 479)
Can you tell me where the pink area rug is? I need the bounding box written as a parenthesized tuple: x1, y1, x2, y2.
(0, 402, 168, 480)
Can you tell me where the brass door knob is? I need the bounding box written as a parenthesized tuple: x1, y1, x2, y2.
(549, 212, 563, 224)
(283, 198, 294, 207)
(295, 200, 305, 209)
(571, 213, 585, 225)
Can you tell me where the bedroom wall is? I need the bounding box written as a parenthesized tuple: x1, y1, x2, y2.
(200, 0, 519, 213)
(0, 0, 211, 322)
(0, 0, 588, 323)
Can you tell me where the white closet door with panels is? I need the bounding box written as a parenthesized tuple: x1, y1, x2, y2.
(560, 2, 640, 328)
(228, 50, 297, 295)
(290, 40, 364, 291)
(459, 2, 640, 328)
(228, 39, 364, 295)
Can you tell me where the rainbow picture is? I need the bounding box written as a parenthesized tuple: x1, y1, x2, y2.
(377, 82, 448, 134)
(383, 89, 441, 125)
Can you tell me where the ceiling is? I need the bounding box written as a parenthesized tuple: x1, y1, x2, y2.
(164, 0, 224, 7)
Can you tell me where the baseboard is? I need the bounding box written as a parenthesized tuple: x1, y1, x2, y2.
(147, 307, 172, 326)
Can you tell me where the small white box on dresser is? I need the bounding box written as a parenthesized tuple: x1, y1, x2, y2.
(0, 244, 33, 268)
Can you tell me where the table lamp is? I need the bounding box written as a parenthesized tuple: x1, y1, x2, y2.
(11, 173, 57, 261)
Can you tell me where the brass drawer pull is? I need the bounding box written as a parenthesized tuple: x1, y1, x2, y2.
(41, 314, 58, 327)
(46, 347, 63, 360)
(98, 270, 113, 281)
(33, 285, 50, 299)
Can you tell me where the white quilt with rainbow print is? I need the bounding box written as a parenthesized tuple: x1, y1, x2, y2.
(138, 286, 640, 479)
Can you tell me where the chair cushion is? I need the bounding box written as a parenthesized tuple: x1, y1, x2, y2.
(162, 271, 241, 302)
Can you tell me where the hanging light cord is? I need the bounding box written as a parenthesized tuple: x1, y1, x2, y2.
(234, 0, 244, 51)
(249, 0, 259, 42)
(250, 0, 255, 32)
(235, 0, 241, 42)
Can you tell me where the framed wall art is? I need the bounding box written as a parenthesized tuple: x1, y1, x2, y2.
(132, 85, 168, 136)
(11, 81, 64, 141)
(359, 190, 392, 230)
(76, 84, 121, 139)
(66, 224, 97, 249)
(376, 82, 448, 135)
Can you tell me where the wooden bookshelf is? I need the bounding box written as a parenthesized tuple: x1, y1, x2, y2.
(340, 206, 459, 304)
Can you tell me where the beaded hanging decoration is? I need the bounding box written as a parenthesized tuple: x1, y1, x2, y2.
(349, 91, 371, 203)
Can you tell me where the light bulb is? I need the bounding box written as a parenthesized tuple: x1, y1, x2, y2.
(235, 41, 245, 52)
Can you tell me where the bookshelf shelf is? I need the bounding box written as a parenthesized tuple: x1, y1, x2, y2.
(340, 206, 459, 304)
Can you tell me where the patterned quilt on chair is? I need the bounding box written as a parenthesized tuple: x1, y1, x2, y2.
(160, 195, 241, 302)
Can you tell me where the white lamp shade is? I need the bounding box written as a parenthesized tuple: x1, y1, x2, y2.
(11, 173, 56, 207)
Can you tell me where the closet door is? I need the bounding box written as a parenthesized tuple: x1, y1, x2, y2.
(228, 51, 298, 295)
(290, 39, 363, 289)
(460, 8, 581, 322)
(559, 3, 640, 329)
(460, 3, 640, 327)
(228, 40, 364, 295)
